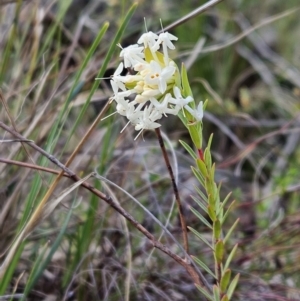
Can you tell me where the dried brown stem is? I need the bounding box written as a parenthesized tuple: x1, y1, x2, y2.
(155, 128, 189, 256)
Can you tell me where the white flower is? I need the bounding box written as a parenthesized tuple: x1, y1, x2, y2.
(171, 86, 193, 107)
(152, 32, 178, 64)
(116, 99, 130, 116)
(119, 44, 145, 68)
(137, 31, 159, 49)
(112, 62, 126, 91)
(144, 60, 175, 94)
(111, 80, 133, 100)
(150, 94, 179, 116)
(184, 101, 204, 122)
(134, 106, 162, 131)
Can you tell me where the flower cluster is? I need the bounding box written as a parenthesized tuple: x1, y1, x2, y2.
(109, 31, 203, 139)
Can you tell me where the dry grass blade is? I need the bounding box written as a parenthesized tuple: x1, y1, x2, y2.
(0, 173, 94, 279)
(158, 0, 225, 33)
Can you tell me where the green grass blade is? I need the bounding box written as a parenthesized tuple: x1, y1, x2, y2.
(22, 206, 74, 299)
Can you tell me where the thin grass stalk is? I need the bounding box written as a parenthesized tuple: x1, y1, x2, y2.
(155, 128, 189, 256)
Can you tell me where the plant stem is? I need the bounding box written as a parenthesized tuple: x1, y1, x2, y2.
(155, 128, 189, 256)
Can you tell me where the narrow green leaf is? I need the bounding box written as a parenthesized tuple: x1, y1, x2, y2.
(22, 241, 50, 300)
(206, 134, 214, 151)
(213, 285, 221, 301)
(188, 123, 202, 150)
(227, 273, 240, 299)
(213, 219, 221, 240)
(223, 218, 239, 244)
(190, 206, 212, 229)
(191, 256, 216, 279)
(217, 192, 232, 215)
(194, 186, 208, 203)
(224, 244, 238, 271)
(215, 240, 224, 264)
(0, 243, 24, 294)
(22, 207, 74, 299)
(188, 226, 213, 250)
(191, 166, 205, 186)
(220, 269, 231, 293)
(179, 140, 197, 160)
(195, 284, 214, 301)
(221, 200, 236, 224)
(190, 195, 208, 213)
(204, 148, 212, 169)
(181, 63, 193, 98)
(196, 158, 208, 177)
(215, 181, 222, 212)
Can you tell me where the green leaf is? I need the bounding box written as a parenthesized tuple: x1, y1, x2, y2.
(196, 159, 208, 177)
(188, 226, 213, 250)
(220, 269, 231, 293)
(227, 273, 240, 299)
(188, 124, 202, 149)
(194, 186, 208, 203)
(213, 219, 221, 240)
(190, 195, 208, 213)
(181, 63, 193, 98)
(144, 47, 165, 65)
(215, 240, 224, 264)
(195, 284, 214, 301)
(210, 163, 216, 183)
(191, 166, 205, 186)
(206, 134, 213, 151)
(204, 148, 212, 169)
(221, 200, 236, 224)
(23, 206, 73, 299)
(224, 244, 238, 271)
(223, 218, 239, 244)
(213, 285, 221, 301)
(191, 255, 216, 279)
(217, 192, 232, 215)
(190, 206, 212, 229)
(179, 140, 197, 160)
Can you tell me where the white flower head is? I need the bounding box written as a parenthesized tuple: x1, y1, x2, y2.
(119, 44, 145, 68)
(107, 28, 191, 139)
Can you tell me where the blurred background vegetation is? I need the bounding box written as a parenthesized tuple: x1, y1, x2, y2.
(0, 0, 300, 300)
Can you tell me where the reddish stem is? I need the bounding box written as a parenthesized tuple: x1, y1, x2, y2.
(197, 148, 204, 161)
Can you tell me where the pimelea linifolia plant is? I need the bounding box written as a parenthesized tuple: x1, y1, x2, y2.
(102, 28, 240, 301)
